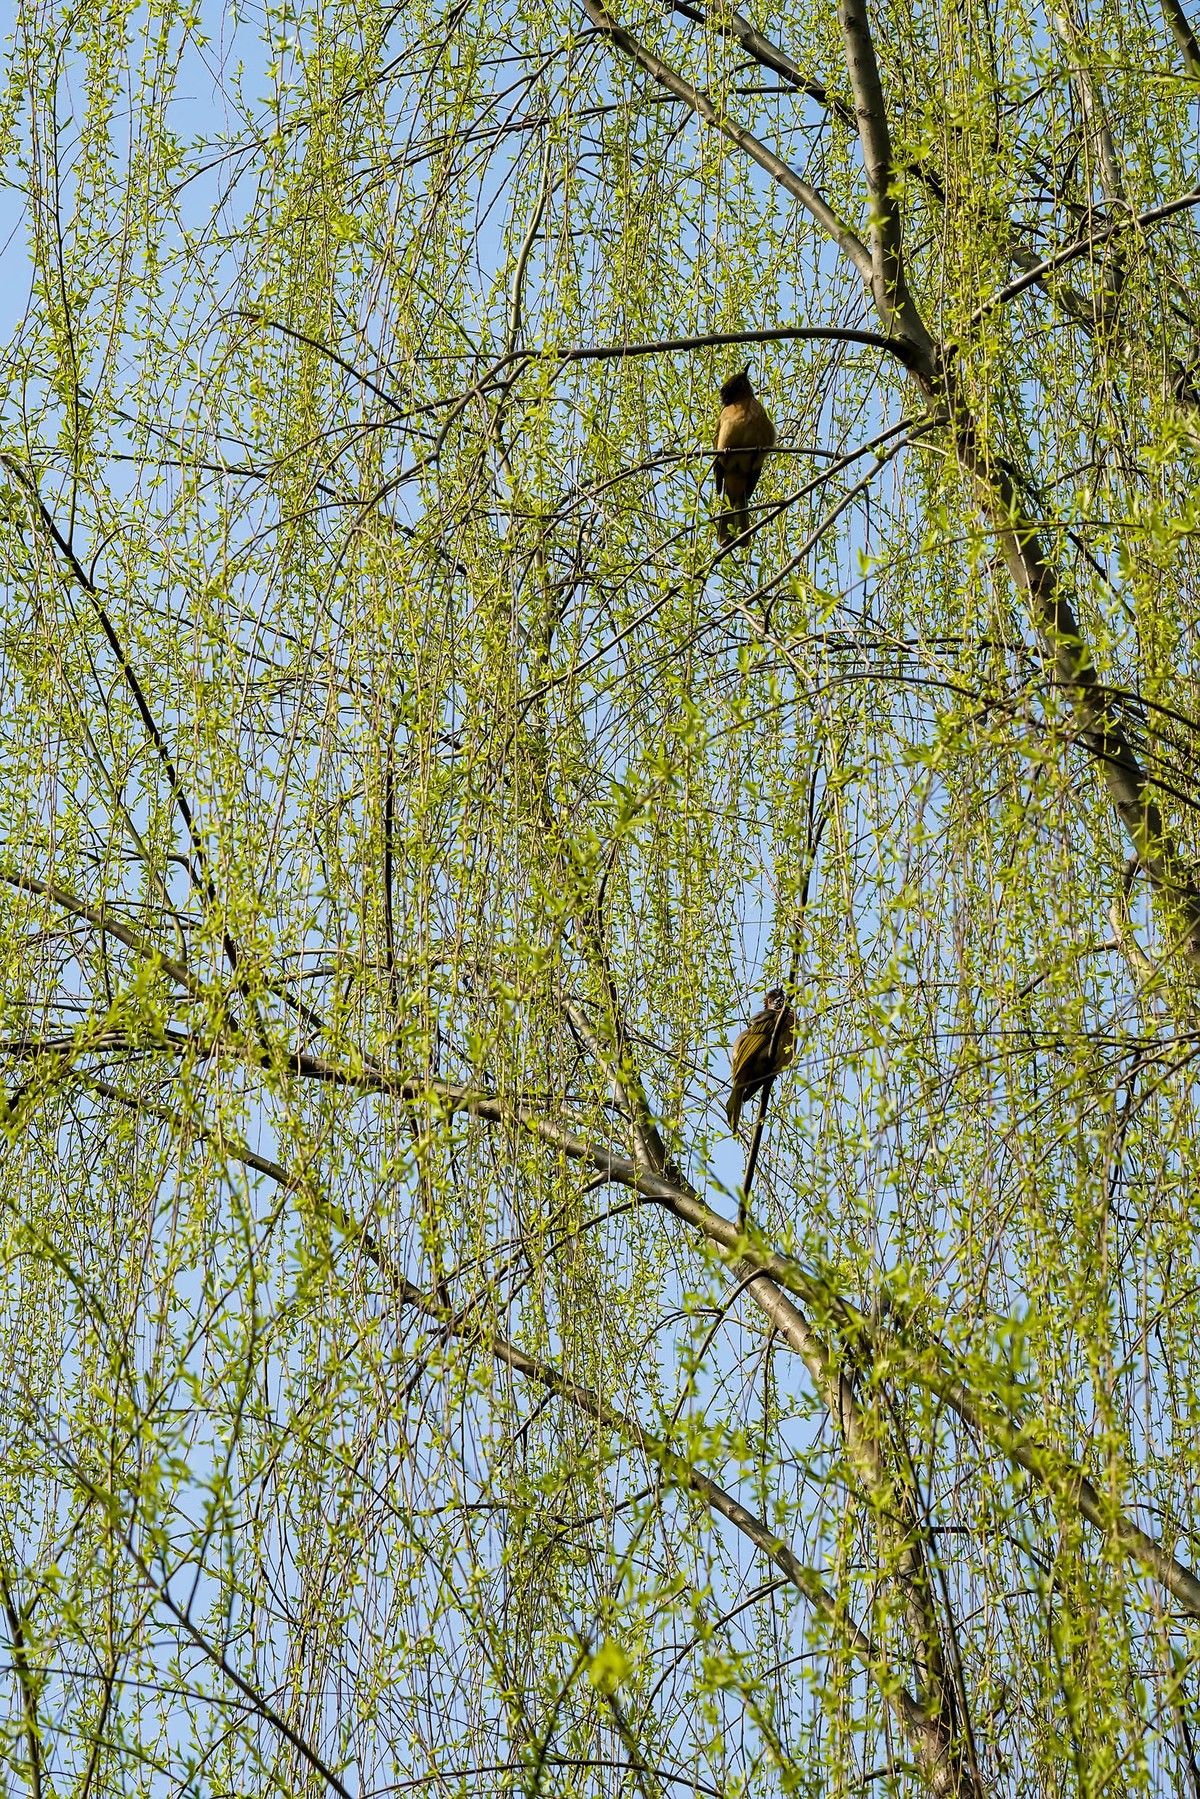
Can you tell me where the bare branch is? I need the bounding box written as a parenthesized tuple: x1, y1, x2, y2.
(541, 324, 919, 365)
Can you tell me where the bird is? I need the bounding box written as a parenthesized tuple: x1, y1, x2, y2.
(713, 364, 776, 547)
(725, 987, 794, 1132)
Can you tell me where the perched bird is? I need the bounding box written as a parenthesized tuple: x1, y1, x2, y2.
(713, 364, 776, 547)
(726, 987, 794, 1132)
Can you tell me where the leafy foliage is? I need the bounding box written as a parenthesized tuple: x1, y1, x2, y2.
(2, 0, 1200, 1791)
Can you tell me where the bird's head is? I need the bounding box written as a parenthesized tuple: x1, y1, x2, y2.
(764, 986, 787, 1010)
(719, 363, 754, 405)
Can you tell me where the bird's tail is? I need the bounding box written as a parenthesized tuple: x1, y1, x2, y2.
(725, 1088, 742, 1132)
(717, 508, 750, 547)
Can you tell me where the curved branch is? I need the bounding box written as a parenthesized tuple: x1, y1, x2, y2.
(542, 324, 919, 366)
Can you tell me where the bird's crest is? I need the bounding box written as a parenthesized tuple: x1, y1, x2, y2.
(719, 364, 754, 406)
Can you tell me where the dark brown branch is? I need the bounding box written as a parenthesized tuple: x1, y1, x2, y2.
(813, 0, 1200, 965)
(1176, 1686, 1200, 1799)
(561, 996, 668, 1175)
(124, 1540, 353, 1799)
(232, 310, 407, 415)
(943, 408, 1200, 968)
(544, 324, 918, 365)
(730, 0, 1200, 964)
(383, 728, 400, 1013)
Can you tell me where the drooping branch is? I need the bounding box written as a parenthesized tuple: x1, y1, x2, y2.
(737, 1079, 773, 1226)
(47, 1018, 1200, 1624)
(561, 995, 668, 1176)
(487, 1331, 979, 1794)
(66, 1057, 974, 1789)
(0, 1567, 43, 1799)
(1, 456, 243, 978)
(314, 1208, 982, 1796)
(50, 1449, 356, 1799)
(574, 0, 874, 281)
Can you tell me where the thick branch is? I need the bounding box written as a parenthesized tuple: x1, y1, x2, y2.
(836, 0, 932, 346)
(824, 0, 1200, 963)
(411, 1073, 1200, 1618)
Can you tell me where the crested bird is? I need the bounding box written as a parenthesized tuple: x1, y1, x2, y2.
(726, 987, 794, 1132)
(713, 364, 776, 547)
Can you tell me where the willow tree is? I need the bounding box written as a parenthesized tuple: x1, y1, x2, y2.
(4, 0, 1200, 1790)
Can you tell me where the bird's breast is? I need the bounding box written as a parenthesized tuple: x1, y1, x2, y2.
(716, 400, 775, 453)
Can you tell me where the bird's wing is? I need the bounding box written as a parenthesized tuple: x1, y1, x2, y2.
(713, 412, 733, 495)
(730, 1016, 770, 1086)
